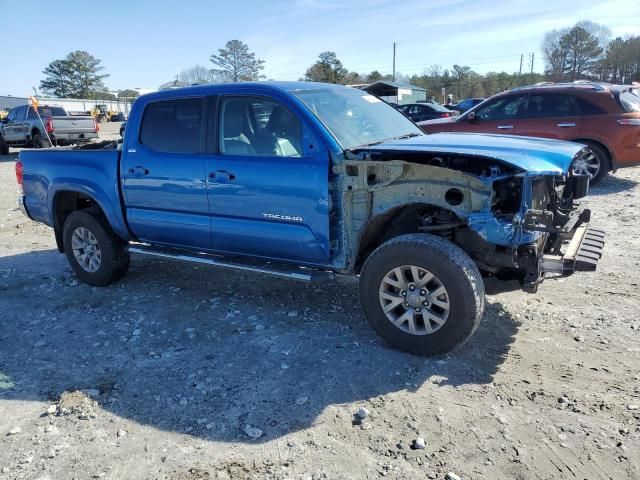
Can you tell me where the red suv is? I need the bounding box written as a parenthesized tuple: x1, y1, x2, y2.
(418, 82, 640, 184)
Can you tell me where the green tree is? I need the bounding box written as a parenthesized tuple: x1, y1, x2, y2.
(40, 59, 72, 97)
(304, 52, 348, 84)
(367, 70, 383, 82)
(542, 23, 606, 81)
(65, 50, 109, 98)
(210, 40, 265, 82)
(92, 91, 116, 100)
(601, 36, 640, 83)
(561, 26, 603, 80)
(117, 89, 140, 98)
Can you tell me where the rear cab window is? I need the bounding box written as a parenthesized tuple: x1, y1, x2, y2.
(30, 106, 67, 118)
(139, 98, 204, 153)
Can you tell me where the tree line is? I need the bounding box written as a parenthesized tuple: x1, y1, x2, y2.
(39, 21, 639, 102)
(543, 20, 640, 84)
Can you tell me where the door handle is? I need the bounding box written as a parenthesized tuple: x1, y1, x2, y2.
(208, 170, 236, 181)
(497, 125, 513, 130)
(128, 166, 149, 175)
(557, 123, 576, 128)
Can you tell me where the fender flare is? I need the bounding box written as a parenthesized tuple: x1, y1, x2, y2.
(48, 182, 133, 242)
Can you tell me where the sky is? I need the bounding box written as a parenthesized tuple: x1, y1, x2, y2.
(1, 0, 639, 97)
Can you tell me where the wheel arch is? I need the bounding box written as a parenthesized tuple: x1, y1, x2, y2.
(570, 138, 614, 172)
(51, 187, 131, 252)
(354, 202, 463, 273)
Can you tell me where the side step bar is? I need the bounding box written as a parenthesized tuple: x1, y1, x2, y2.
(128, 244, 334, 282)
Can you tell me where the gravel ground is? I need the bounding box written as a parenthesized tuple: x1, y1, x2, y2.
(1, 123, 639, 479)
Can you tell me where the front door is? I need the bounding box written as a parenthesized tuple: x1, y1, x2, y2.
(121, 97, 212, 249)
(206, 95, 330, 265)
(464, 94, 528, 134)
(2, 106, 23, 142)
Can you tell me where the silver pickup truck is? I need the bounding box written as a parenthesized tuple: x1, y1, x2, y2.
(0, 104, 98, 148)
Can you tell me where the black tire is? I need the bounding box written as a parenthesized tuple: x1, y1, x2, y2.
(359, 233, 485, 356)
(63, 207, 130, 286)
(573, 142, 610, 186)
(32, 132, 51, 149)
(0, 135, 8, 155)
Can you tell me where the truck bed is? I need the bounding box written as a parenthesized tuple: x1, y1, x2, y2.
(50, 115, 96, 134)
(19, 146, 131, 241)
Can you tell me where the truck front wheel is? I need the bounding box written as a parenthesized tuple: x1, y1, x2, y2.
(62, 208, 130, 286)
(359, 234, 485, 356)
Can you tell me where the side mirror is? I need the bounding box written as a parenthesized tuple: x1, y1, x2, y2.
(467, 111, 476, 122)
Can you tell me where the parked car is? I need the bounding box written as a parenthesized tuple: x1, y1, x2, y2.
(419, 82, 640, 184)
(397, 103, 456, 122)
(16, 82, 603, 356)
(110, 112, 128, 122)
(449, 97, 485, 113)
(1, 104, 99, 148)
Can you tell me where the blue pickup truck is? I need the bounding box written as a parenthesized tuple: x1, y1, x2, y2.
(16, 82, 604, 355)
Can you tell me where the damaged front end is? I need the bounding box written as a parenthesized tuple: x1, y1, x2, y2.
(330, 142, 604, 292)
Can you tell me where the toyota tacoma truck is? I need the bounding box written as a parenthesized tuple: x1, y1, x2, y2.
(16, 82, 605, 356)
(1, 104, 98, 148)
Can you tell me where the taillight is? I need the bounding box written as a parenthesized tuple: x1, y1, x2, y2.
(617, 119, 640, 126)
(45, 117, 54, 133)
(15, 161, 23, 193)
(440, 112, 451, 117)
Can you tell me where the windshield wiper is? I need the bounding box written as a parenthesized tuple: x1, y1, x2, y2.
(392, 132, 422, 140)
(349, 133, 421, 150)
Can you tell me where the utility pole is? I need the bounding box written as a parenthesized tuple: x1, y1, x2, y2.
(392, 42, 396, 82)
(518, 54, 523, 86)
(530, 52, 535, 82)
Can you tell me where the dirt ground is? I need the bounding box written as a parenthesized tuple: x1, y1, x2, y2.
(1, 123, 639, 479)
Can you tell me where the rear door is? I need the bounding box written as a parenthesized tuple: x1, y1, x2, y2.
(121, 97, 212, 249)
(515, 93, 583, 139)
(205, 95, 330, 265)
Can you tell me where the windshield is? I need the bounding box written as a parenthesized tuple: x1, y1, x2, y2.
(292, 86, 423, 149)
(427, 103, 453, 113)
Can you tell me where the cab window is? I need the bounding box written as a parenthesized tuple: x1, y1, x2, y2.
(219, 97, 302, 157)
(6, 108, 18, 122)
(139, 98, 204, 153)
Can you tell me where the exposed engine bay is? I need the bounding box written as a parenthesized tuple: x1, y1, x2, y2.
(330, 149, 595, 291)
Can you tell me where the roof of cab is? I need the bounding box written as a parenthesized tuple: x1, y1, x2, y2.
(139, 81, 342, 101)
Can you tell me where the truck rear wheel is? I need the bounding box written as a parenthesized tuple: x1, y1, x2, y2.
(359, 234, 485, 356)
(32, 133, 51, 149)
(62, 208, 130, 286)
